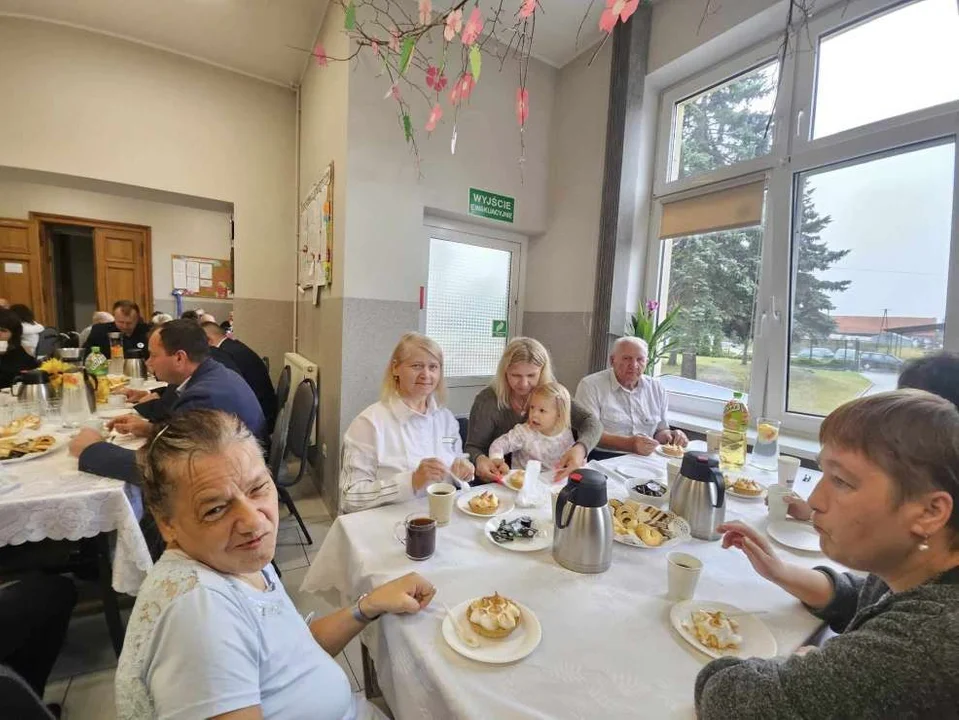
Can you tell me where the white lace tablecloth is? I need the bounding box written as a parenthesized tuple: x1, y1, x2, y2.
(302, 449, 832, 719)
(0, 425, 152, 596)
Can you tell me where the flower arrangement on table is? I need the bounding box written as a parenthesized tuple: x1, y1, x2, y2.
(38, 358, 72, 392)
(626, 300, 680, 376)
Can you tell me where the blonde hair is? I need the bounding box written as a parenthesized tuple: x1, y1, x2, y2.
(492, 337, 556, 409)
(530, 382, 571, 431)
(380, 332, 447, 405)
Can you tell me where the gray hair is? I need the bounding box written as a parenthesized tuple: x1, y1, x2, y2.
(136, 409, 259, 521)
(612, 336, 649, 357)
(92, 311, 115, 324)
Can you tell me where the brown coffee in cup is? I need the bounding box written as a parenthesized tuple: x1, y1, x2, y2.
(398, 515, 436, 560)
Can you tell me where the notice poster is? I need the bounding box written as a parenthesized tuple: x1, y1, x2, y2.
(172, 254, 233, 299)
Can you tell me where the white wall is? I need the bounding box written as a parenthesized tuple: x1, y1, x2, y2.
(0, 174, 232, 306)
(0, 17, 296, 303)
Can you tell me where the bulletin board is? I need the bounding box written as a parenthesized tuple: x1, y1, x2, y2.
(172, 254, 234, 298)
(298, 162, 334, 304)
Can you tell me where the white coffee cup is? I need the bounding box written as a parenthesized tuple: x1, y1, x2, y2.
(666, 459, 682, 486)
(767, 484, 794, 522)
(778, 455, 801, 488)
(705, 430, 723, 454)
(666, 551, 703, 601)
(427, 482, 456, 526)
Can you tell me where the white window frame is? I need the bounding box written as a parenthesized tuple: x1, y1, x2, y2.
(422, 217, 527, 389)
(644, 0, 959, 439)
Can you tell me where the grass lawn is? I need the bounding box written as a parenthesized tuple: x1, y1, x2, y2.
(661, 355, 872, 416)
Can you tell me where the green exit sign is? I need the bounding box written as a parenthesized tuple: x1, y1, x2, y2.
(492, 320, 508, 337)
(469, 188, 514, 224)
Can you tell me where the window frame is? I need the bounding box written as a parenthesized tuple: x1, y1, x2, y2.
(422, 218, 527, 389)
(644, 0, 959, 439)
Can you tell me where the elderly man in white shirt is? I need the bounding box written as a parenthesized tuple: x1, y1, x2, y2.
(575, 337, 688, 455)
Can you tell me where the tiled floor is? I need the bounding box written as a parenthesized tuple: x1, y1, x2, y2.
(45, 489, 364, 719)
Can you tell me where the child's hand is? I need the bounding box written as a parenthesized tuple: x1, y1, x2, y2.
(554, 443, 586, 480)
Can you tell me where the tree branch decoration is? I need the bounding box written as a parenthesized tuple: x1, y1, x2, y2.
(294, 0, 644, 176)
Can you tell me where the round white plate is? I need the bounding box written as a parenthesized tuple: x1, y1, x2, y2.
(0, 433, 66, 465)
(442, 598, 542, 664)
(456, 488, 515, 518)
(655, 445, 686, 460)
(726, 482, 768, 500)
(484, 512, 552, 552)
(97, 407, 136, 419)
(767, 519, 822, 553)
(670, 600, 778, 660)
(500, 470, 525, 492)
(612, 501, 690, 549)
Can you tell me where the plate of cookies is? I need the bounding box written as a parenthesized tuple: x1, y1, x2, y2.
(610, 499, 691, 549)
(457, 487, 515, 518)
(441, 593, 542, 664)
(0, 432, 63, 465)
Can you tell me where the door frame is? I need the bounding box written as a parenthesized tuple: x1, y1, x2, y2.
(30, 212, 153, 327)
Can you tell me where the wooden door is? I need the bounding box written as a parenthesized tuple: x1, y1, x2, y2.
(94, 227, 150, 314)
(0, 218, 45, 320)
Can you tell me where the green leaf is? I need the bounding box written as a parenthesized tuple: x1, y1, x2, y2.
(469, 45, 482, 82)
(344, 2, 356, 30)
(402, 112, 413, 142)
(399, 37, 415, 75)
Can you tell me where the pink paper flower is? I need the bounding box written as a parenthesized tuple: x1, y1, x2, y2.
(599, 0, 640, 33)
(427, 66, 448, 91)
(425, 104, 443, 132)
(313, 43, 328, 67)
(372, 40, 380, 57)
(461, 7, 484, 46)
(418, 0, 432, 25)
(516, 87, 529, 127)
(444, 9, 463, 42)
(389, 29, 401, 53)
(384, 83, 401, 101)
(449, 72, 476, 105)
(519, 0, 537, 19)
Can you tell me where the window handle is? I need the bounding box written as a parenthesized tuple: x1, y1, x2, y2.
(771, 295, 782, 323)
(758, 309, 769, 338)
(796, 110, 805, 138)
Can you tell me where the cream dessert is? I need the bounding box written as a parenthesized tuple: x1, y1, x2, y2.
(467, 593, 522, 639)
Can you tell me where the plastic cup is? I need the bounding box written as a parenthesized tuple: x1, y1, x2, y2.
(778, 455, 801, 488)
(427, 482, 456, 526)
(667, 552, 703, 601)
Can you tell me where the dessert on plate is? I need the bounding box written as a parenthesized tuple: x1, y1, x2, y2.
(469, 490, 500, 515)
(729, 477, 764, 496)
(660, 443, 684, 458)
(507, 469, 525, 489)
(686, 609, 743, 651)
(467, 593, 522, 639)
(634, 523, 664, 547)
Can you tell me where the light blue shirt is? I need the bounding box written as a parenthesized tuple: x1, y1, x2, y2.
(115, 549, 354, 720)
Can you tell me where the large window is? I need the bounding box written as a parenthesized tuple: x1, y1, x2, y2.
(649, 0, 959, 434)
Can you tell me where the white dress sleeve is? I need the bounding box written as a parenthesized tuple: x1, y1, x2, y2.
(340, 415, 416, 514)
(488, 424, 528, 460)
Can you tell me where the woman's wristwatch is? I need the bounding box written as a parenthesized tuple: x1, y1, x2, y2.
(352, 592, 381, 623)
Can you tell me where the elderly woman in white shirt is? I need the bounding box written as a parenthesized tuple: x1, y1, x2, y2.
(340, 332, 474, 513)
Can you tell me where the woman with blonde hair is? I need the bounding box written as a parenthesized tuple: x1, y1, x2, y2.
(466, 337, 602, 482)
(340, 332, 473, 513)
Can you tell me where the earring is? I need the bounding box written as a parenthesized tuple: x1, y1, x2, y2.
(918, 536, 930, 552)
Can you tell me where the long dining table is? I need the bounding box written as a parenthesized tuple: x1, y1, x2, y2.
(302, 447, 835, 719)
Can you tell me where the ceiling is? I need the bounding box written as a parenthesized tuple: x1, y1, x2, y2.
(0, 0, 607, 86)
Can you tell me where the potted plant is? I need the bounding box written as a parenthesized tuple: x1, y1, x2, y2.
(626, 300, 680, 376)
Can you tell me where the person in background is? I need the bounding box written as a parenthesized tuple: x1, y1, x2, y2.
(0, 573, 78, 719)
(340, 333, 473, 513)
(202, 322, 277, 431)
(696, 390, 959, 718)
(150, 311, 173, 326)
(575, 336, 688, 456)
(84, 300, 152, 357)
(114, 410, 433, 719)
(467, 337, 602, 483)
(78, 310, 115, 347)
(488, 381, 576, 474)
(179, 310, 199, 322)
(220, 310, 234, 335)
(0, 298, 8, 309)
(10, 305, 44, 357)
(199, 313, 216, 324)
(0, 309, 39, 389)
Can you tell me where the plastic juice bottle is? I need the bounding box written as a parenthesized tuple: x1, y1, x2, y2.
(85, 346, 110, 405)
(720, 392, 749, 469)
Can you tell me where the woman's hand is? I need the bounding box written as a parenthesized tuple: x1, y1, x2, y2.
(363, 572, 436, 616)
(475, 454, 509, 482)
(450, 457, 474, 482)
(412, 458, 448, 492)
(717, 521, 787, 584)
(554, 443, 587, 480)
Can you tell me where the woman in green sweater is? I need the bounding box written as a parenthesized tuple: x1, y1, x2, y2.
(466, 337, 602, 483)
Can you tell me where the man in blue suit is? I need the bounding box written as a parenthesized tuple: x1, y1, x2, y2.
(69, 319, 266, 484)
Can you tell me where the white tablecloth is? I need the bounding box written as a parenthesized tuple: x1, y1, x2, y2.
(0, 424, 152, 596)
(302, 449, 832, 719)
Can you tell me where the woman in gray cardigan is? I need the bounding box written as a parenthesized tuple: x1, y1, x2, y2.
(466, 337, 602, 483)
(696, 389, 959, 719)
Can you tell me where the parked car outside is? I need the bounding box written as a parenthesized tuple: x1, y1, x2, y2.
(859, 352, 903, 372)
(791, 347, 835, 364)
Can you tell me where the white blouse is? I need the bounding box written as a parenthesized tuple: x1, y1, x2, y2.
(340, 396, 462, 513)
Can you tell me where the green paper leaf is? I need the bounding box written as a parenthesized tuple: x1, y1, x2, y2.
(403, 112, 413, 142)
(399, 37, 415, 75)
(469, 45, 482, 82)
(344, 2, 356, 30)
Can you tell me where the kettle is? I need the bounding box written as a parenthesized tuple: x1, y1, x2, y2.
(12, 370, 52, 406)
(669, 452, 726, 541)
(552, 468, 613, 574)
(122, 350, 147, 382)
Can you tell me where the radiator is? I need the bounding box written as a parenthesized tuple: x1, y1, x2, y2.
(283, 352, 319, 441)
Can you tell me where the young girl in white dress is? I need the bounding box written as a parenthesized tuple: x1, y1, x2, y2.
(488, 382, 575, 474)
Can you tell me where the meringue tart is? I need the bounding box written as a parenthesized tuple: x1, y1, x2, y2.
(467, 593, 522, 639)
(468, 490, 500, 515)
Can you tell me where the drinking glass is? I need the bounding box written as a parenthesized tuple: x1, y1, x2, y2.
(751, 417, 781, 470)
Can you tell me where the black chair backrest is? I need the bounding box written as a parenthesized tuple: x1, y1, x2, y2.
(287, 378, 318, 460)
(262, 355, 270, 373)
(0, 665, 56, 719)
(275, 365, 292, 415)
(35, 328, 61, 359)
